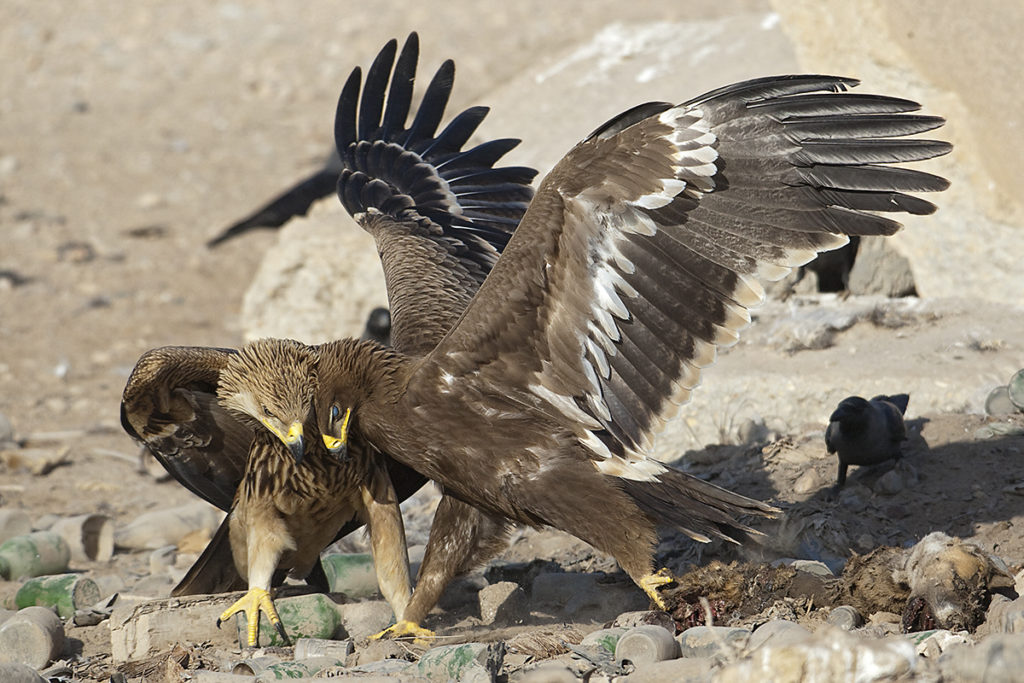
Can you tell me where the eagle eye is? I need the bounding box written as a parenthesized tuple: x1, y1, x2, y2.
(330, 405, 340, 421)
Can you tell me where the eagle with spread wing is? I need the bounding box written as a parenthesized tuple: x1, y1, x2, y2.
(291, 37, 951, 629)
(120, 33, 537, 646)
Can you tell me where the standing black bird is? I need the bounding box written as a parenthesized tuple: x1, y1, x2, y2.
(825, 393, 910, 487)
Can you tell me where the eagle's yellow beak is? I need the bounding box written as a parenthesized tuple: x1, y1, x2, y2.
(323, 407, 352, 461)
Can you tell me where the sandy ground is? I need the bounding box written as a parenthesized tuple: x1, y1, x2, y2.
(2, 2, 1024, 681)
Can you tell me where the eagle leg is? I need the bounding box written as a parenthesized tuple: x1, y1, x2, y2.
(371, 619, 435, 646)
(637, 568, 675, 610)
(360, 464, 413, 620)
(216, 587, 290, 646)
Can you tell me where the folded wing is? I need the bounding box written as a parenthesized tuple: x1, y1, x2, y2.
(121, 345, 249, 509)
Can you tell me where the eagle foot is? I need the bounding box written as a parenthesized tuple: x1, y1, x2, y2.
(216, 587, 290, 647)
(371, 619, 435, 646)
(638, 568, 675, 610)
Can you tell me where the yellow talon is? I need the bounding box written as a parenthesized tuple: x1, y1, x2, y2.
(216, 587, 289, 647)
(371, 620, 435, 646)
(638, 569, 675, 610)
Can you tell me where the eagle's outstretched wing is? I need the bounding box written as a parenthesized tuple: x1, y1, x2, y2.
(334, 32, 537, 355)
(425, 75, 950, 480)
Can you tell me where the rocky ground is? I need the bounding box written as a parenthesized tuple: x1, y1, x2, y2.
(2, 1, 1024, 681)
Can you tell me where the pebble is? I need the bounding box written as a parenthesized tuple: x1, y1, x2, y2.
(0, 606, 65, 669)
(479, 580, 528, 626)
(826, 605, 864, 631)
(615, 625, 679, 670)
(676, 626, 751, 662)
(746, 619, 811, 651)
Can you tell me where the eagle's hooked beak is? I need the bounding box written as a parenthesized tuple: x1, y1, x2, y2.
(323, 407, 352, 462)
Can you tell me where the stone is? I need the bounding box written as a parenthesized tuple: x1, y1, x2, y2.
(793, 467, 827, 494)
(620, 657, 715, 682)
(983, 595, 1024, 634)
(746, 619, 811, 651)
(0, 663, 46, 683)
(774, 3, 1024, 304)
(609, 610, 676, 632)
(614, 625, 679, 670)
(776, 559, 835, 578)
(336, 600, 395, 641)
(479, 580, 528, 626)
(826, 606, 864, 631)
(676, 626, 750, 662)
(847, 236, 916, 297)
(939, 633, 1024, 683)
(875, 468, 904, 495)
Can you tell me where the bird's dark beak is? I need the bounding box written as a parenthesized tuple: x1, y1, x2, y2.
(284, 421, 305, 464)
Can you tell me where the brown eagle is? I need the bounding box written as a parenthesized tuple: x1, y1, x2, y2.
(120, 33, 537, 646)
(294, 39, 951, 633)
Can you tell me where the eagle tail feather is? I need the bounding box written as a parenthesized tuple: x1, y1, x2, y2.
(620, 464, 777, 545)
